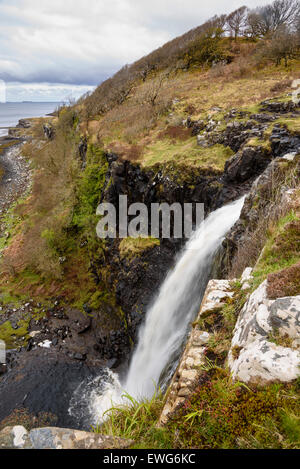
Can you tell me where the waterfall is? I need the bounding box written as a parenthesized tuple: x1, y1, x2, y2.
(69, 197, 245, 425)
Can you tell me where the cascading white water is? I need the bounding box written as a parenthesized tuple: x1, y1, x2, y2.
(69, 197, 245, 425)
(124, 196, 245, 399)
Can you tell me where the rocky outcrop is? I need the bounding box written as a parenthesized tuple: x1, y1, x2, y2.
(228, 279, 300, 385)
(260, 99, 299, 114)
(223, 145, 271, 183)
(0, 425, 133, 449)
(43, 123, 55, 140)
(159, 279, 233, 425)
(16, 119, 31, 129)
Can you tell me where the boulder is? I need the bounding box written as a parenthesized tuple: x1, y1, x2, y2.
(228, 280, 300, 385)
(223, 146, 271, 184)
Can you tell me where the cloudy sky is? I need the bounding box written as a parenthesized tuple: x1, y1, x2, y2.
(0, 0, 268, 102)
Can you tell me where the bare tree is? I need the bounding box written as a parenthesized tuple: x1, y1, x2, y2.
(245, 11, 266, 38)
(226, 6, 248, 40)
(138, 71, 170, 108)
(248, 0, 300, 37)
(258, 24, 300, 65)
(207, 14, 228, 36)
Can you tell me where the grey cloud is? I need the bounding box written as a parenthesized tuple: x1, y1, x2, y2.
(0, 0, 269, 99)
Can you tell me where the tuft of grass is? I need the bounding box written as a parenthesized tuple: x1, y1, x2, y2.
(119, 237, 160, 261)
(141, 138, 233, 172)
(94, 390, 172, 449)
(0, 318, 30, 349)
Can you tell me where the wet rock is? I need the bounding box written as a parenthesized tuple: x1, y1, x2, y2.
(269, 125, 300, 156)
(191, 120, 205, 136)
(250, 113, 277, 123)
(0, 349, 104, 429)
(73, 353, 86, 361)
(78, 137, 87, 167)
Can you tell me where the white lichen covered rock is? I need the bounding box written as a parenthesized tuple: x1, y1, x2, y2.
(0, 426, 134, 450)
(228, 280, 300, 385)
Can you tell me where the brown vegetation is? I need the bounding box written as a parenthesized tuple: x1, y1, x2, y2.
(158, 125, 192, 141)
(267, 261, 300, 298)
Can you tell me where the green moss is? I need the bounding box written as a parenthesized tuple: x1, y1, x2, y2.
(273, 116, 300, 134)
(0, 199, 23, 252)
(119, 237, 160, 261)
(0, 318, 30, 349)
(247, 136, 271, 152)
(242, 103, 262, 114)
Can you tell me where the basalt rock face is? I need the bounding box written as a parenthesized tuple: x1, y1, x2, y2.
(93, 102, 300, 337)
(223, 145, 272, 184)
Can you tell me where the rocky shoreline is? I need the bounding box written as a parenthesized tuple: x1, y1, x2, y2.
(0, 121, 130, 429)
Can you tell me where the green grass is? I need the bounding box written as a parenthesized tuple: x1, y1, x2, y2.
(252, 211, 300, 289)
(0, 199, 23, 252)
(141, 138, 233, 172)
(274, 116, 300, 134)
(96, 369, 300, 449)
(94, 390, 172, 450)
(247, 136, 271, 151)
(0, 318, 30, 349)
